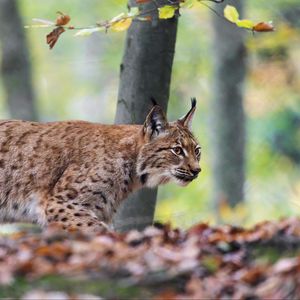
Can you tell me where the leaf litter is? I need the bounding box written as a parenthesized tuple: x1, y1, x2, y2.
(1, 218, 300, 299)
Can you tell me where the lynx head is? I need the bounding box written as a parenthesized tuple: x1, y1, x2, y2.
(137, 98, 201, 188)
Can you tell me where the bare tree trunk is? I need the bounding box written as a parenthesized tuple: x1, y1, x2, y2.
(113, 0, 178, 231)
(0, 0, 38, 121)
(210, 0, 247, 210)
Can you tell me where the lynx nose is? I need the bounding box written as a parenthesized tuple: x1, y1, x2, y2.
(191, 167, 201, 177)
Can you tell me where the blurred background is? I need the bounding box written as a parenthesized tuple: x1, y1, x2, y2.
(0, 0, 299, 228)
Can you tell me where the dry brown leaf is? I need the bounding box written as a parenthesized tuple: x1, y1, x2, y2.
(35, 243, 70, 260)
(55, 11, 71, 26)
(273, 257, 300, 274)
(46, 27, 65, 49)
(234, 267, 264, 285)
(154, 290, 178, 300)
(253, 22, 274, 32)
(1, 218, 300, 299)
(136, 0, 151, 3)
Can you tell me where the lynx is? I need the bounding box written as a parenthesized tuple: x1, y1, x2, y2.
(0, 99, 201, 232)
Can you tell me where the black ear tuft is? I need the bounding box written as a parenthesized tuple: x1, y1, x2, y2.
(150, 97, 158, 107)
(191, 97, 197, 109)
(178, 97, 197, 130)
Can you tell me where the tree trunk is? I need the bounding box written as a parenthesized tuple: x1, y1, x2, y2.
(0, 0, 38, 121)
(210, 0, 247, 210)
(113, 0, 178, 231)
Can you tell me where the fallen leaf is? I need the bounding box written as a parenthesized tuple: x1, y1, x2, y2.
(22, 290, 69, 300)
(273, 257, 300, 273)
(1, 218, 300, 299)
(188, 222, 209, 235)
(35, 243, 70, 260)
(234, 267, 264, 285)
(154, 290, 178, 300)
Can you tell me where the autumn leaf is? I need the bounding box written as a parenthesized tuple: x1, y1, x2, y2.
(46, 27, 65, 49)
(224, 5, 274, 32)
(236, 19, 255, 30)
(111, 17, 132, 32)
(55, 11, 71, 26)
(1, 218, 300, 299)
(224, 5, 239, 23)
(273, 257, 300, 273)
(158, 5, 177, 19)
(224, 5, 254, 30)
(253, 22, 275, 32)
(136, 0, 151, 3)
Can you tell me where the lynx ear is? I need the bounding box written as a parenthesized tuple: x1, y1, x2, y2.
(178, 98, 197, 130)
(143, 103, 168, 139)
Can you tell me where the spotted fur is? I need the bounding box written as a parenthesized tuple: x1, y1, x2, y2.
(0, 99, 201, 233)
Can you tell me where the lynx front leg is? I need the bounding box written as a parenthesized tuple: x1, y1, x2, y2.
(44, 164, 115, 234)
(45, 198, 109, 234)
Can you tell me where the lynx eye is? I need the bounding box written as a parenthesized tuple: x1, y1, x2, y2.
(195, 146, 201, 159)
(172, 146, 184, 156)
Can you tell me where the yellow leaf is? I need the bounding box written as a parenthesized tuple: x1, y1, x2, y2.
(158, 5, 176, 19)
(111, 18, 132, 32)
(236, 19, 255, 30)
(224, 5, 239, 23)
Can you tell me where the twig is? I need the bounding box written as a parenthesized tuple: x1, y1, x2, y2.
(198, 1, 228, 22)
(25, 0, 237, 34)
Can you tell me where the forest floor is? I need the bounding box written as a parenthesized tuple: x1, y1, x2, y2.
(1, 218, 300, 299)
